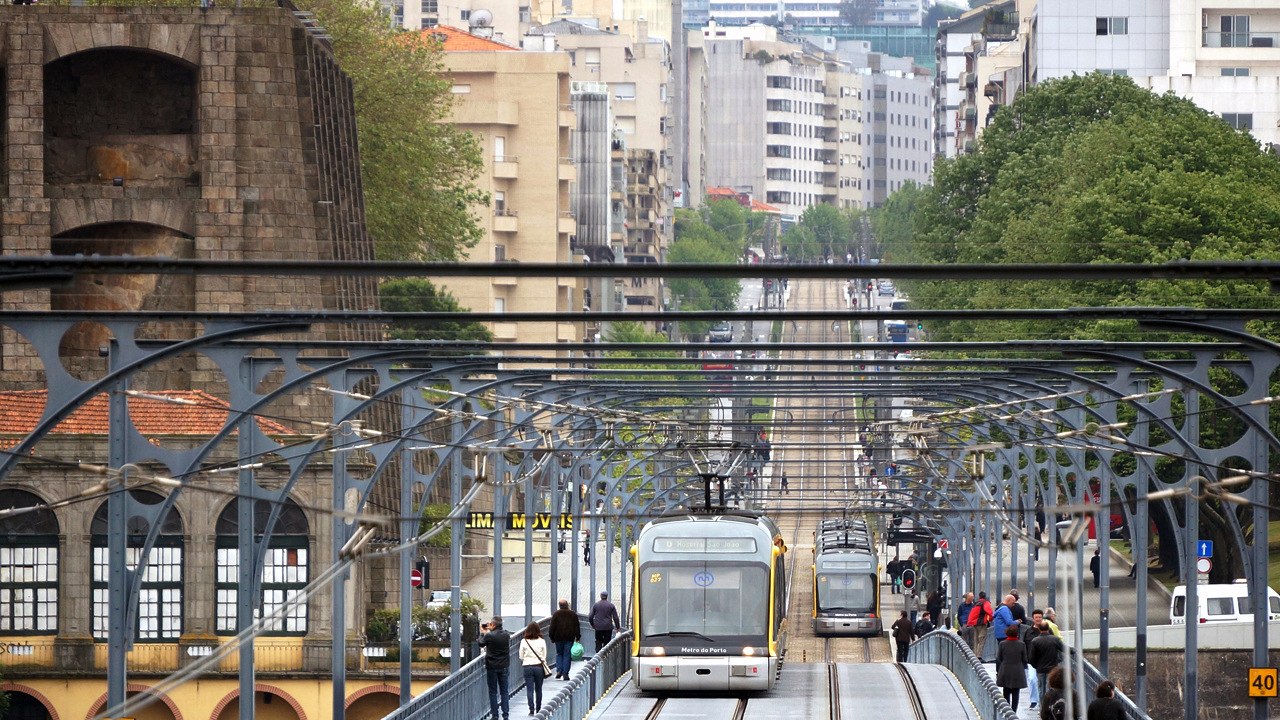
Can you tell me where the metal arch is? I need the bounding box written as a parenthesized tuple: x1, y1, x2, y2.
(0, 318, 308, 479)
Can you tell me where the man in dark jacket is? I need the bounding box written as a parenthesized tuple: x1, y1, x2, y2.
(913, 611, 934, 638)
(1028, 622, 1065, 704)
(548, 599, 581, 679)
(478, 616, 512, 720)
(1087, 680, 1126, 720)
(891, 611, 914, 662)
(588, 591, 621, 653)
(1090, 549, 1101, 588)
(887, 556, 901, 594)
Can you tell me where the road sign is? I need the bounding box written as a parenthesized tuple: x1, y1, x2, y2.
(1196, 557, 1213, 574)
(1198, 540, 1214, 557)
(410, 569, 424, 588)
(937, 539, 949, 550)
(1249, 667, 1278, 698)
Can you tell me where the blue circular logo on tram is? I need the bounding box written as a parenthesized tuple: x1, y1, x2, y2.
(693, 571, 715, 587)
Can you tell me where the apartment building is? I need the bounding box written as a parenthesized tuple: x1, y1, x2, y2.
(696, 24, 930, 216)
(432, 26, 579, 346)
(387, 0, 528, 43)
(938, 1, 1280, 155)
(701, 0, 930, 28)
(532, 18, 674, 315)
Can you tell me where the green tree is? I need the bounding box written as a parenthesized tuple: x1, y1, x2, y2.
(304, 0, 487, 261)
(798, 204, 852, 259)
(379, 279, 493, 343)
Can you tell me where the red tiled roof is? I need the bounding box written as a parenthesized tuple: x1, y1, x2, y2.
(750, 199, 781, 214)
(0, 390, 296, 447)
(416, 25, 519, 52)
(706, 187, 738, 197)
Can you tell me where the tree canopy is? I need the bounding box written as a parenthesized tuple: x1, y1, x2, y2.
(876, 73, 1280, 342)
(304, 0, 487, 261)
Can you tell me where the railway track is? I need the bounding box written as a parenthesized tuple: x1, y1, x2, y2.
(894, 663, 929, 720)
(642, 697, 748, 720)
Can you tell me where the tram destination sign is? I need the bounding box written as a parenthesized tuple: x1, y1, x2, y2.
(652, 537, 758, 553)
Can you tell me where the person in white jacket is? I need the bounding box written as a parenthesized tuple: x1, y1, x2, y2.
(519, 622, 551, 716)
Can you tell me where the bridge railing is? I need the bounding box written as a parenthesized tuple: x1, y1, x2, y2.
(380, 614, 592, 720)
(907, 630, 1018, 720)
(533, 630, 633, 720)
(1066, 644, 1148, 720)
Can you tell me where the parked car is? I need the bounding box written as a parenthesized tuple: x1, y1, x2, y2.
(708, 322, 733, 342)
(1171, 580, 1280, 625)
(427, 589, 472, 608)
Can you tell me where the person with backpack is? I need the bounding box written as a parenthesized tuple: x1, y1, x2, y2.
(887, 556, 902, 594)
(913, 610, 934, 638)
(1087, 681, 1126, 720)
(967, 592, 995, 658)
(1041, 666, 1078, 720)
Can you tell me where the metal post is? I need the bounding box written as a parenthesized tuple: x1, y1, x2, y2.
(450, 419, 465, 672)
(571, 464, 581, 611)
(332, 422, 352, 720)
(1099, 473, 1110, 678)
(1251, 429, 1268, 720)
(1073, 540, 1087, 715)
(1183, 478, 1199, 720)
(106, 355, 130, 713)
(237, 408, 259, 720)
(1134, 489, 1149, 713)
(398, 404, 415, 703)
(523, 445, 535, 630)
(550, 468, 562, 618)
(995, 517, 1003, 598)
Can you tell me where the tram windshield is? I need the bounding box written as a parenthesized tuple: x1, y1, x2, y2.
(639, 562, 769, 639)
(816, 572, 876, 612)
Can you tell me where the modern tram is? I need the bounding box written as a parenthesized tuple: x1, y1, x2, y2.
(812, 519, 882, 637)
(630, 512, 788, 691)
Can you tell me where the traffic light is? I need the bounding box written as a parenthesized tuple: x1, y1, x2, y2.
(901, 569, 915, 590)
(916, 322, 924, 330)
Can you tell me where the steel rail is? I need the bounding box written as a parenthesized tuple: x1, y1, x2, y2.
(895, 663, 929, 720)
(4, 257, 1280, 280)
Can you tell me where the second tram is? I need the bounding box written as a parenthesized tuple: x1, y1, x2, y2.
(812, 519, 882, 636)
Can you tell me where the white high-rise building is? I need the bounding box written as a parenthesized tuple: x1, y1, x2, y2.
(939, 1, 1280, 154)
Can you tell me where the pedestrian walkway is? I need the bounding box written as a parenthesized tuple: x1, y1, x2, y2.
(465, 537, 626, 626)
(980, 662, 1042, 720)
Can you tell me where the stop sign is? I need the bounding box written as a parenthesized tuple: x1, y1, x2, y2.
(410, 569, 423, 588)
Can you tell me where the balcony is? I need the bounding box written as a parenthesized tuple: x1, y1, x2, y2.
(1203, 30, 1279, 48)
(558, 212, 576, 235)
(558, 158, 577, 182)
(493, 156, 519, 179)
(494, 210, 518, 233)
(559, 104, 575, 127)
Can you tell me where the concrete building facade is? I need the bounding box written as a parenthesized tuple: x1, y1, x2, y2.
(937, 0, 1280, 155)
(430, 26, 579, 348)
(696, 24, 931, 216)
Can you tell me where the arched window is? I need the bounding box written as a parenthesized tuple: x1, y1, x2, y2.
(215, 498, 310, 635)
(91, 490, 184, 640)
(0, 490, 60, 633)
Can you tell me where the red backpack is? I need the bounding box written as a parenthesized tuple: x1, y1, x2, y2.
(967, 599, 993, 627)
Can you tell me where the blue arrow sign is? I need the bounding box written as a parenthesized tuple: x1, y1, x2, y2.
(1198, 540, 1213, 558)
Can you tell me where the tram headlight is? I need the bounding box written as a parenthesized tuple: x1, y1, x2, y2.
(741, 646, 756, 656)
(639, 646, 666, 657)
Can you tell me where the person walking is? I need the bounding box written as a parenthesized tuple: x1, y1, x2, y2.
(904, 590, 920, 624)
(478, 616, 513, 720)
(913, 610, 934, 638)
(956, 591, 976, 648)
(583, 531, 591, 566)
(1090, 548, 1101, 588)
(548, 599, 580, 679)
(926, 590, 943, 627)
(519, 622, 550, 716)
(967, 592, 995, 658)
(992, 594, 1017, 646)
(1086, 680, 1126, 720)
(1029, 621, 1065, 704)
(891, 611, 915, 662)
(995, 625, 1029, 711)
(588, 591, 621, 653)
(780, 472, 789, 494)
(1044, 607, 1063, 638)
(888, 556, 902, 595)
(1009, 589, 1027, 624)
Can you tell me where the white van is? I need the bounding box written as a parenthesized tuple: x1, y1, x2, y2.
(1170, 580, 1280, 625)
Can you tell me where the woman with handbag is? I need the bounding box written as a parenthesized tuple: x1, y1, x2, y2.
(519, 622, 551, 716)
